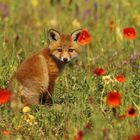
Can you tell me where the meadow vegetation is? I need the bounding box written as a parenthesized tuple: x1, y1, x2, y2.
(0, 0, 140, 140)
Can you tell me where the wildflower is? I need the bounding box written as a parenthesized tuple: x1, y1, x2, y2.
(115, 75, 126, 83)
(24, 114, 36, 125)
(85, 122, 92, 130)
(127, 107, 138, 117)
(78, 29, 91, 45)
(106, 91, 121, 107)
(123, 60, 128, 65)
(74, 137, 82, 140)
(74, 130, 84, 140)
(0, 88, 11, 104)
(84, 9, 91, 18)
(27, 114, 35, 121)
(102, 75, 113, 84)
(93, 68, 105, 76)
(123, 27, 137, 40)
(22, 106, 31, 113)
(49, 18, 57, 27)
(31, 0, 38, 7)
(72, 19, 81, 28)
(93, 1, 98, 11)
(0, 2, 9, 17)
(130, 52, 139, 62)
(2, 130, 10, 136)
(129, 134, 140, 140)
(109, 18, 115, 31)
(119, 114, 126, 120)
(78, 130, 84, 138)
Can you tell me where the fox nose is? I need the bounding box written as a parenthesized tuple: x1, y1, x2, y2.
(63, 58, 68, 62)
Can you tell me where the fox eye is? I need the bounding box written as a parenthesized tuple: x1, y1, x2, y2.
(68, 49, 74, 52)
(57, 48, 62, 52)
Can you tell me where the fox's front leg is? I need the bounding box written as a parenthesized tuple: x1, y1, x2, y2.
(40, 83, 55, 105)
(45, 83, 55, 105)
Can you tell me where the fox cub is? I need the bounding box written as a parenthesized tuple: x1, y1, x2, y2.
(8, 29, 83, 107)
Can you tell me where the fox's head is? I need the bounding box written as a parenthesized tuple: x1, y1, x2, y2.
(48, 29, 83, 63)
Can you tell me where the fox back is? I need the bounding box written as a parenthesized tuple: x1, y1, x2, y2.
(8, 29, 83, 108)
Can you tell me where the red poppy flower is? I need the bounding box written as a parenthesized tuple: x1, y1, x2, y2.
(106, 91, 121, 107)
(93, 68, 105, 76)
(127, 107, 138, 117)
(74, 130, 84, 140)
(123, 27, 137, 40)
(74, 137, 82, 140)
(116, 75, 126, 83)
(2, 130, 10, 136)
(78, 29, 91, 45)
(129, 134, 140, 140)
(0, 88, 11, 104)
(85, 122, 92, 129)
(78, 130, 84, 138)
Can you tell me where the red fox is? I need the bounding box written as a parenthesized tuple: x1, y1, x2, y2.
(8, 29, 84, 107)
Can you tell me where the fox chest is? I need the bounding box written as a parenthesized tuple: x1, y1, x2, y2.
(47, 62, 60, 93)
(35, 55, 59, 92)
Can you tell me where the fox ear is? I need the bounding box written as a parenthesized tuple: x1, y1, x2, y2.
(71, 29, 82, 42)
(48, 29, 60, 43)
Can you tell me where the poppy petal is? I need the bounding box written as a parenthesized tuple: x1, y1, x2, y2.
(106, 91, 121, 107)
(123, 27, 137, 40)
(78, 29, 91, 45)
(93, 68, 106, 76)
(0, 88, 11, 104)
(116, 75, 126, 83)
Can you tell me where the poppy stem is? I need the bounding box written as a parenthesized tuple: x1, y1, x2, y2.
(100, 84, 106, 110)
(112, 107, 117, 117)
(130, 40, 135, 48)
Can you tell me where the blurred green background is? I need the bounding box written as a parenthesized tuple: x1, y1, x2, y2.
(0, 0, 140, 140)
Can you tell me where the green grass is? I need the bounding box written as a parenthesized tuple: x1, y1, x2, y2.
(0, 0, 140, 140)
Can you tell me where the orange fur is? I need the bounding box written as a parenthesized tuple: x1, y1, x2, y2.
(8, 29, 82, 108)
